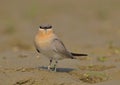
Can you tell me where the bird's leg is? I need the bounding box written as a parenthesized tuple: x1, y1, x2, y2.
(53, 60, 58, 72)
(48, 58, 52, 70)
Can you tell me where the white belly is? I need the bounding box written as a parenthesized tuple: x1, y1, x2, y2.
(40, 48, 62, 60)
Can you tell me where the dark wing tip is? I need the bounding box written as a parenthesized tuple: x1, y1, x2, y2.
(36, 49, 40, 53)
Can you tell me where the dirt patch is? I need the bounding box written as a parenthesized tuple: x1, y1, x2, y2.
(79, 65, 116, 71)
(69, 70, 108, 83)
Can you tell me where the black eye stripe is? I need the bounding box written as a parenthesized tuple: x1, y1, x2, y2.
(39, 25, 52, 29)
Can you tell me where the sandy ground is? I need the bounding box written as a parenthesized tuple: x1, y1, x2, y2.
(0, 0, 120, 85)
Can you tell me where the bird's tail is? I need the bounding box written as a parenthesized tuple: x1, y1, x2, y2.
(71, 52, 88, 56)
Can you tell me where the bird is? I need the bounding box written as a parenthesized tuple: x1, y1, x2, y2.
(34, 24, 88, 71)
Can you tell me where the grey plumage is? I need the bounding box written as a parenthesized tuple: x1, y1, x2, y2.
(51, 39, 74, 59)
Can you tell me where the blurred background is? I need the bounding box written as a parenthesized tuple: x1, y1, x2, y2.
(0, 0, 120, 54)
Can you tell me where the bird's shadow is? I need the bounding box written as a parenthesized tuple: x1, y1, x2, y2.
(38, 66, 74, 72)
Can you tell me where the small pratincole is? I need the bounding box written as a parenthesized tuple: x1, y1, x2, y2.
(34, 24, 88, 71)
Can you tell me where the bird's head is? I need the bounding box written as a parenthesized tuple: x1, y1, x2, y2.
(38, 24, 54, 35)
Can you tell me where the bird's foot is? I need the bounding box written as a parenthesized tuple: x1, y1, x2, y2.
(47, 65, 57, 72)
(52, 64, 57, 72)
(48, 65, 51, 71)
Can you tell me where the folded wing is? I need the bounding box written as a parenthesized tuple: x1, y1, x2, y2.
(51, 39, 73, 59)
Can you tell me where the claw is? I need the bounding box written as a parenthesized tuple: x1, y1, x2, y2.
(48, 65, 51, 70)
(48, 59, 58, 72)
